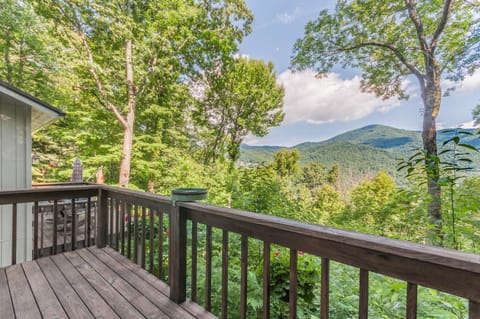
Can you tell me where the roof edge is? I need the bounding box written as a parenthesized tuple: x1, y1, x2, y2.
(0, 79, 65, 117)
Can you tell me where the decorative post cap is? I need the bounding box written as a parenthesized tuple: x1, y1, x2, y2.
(171, 188, 208, 206)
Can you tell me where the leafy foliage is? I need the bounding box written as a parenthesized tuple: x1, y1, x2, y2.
(194, 57, 284, 164)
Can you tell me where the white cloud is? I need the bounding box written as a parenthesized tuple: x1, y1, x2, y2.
(442, 69, 480, 93)
(458, 69, 480, 92)
(459, 120, 478, 129)
(276, 7, 302, 24)
(278, 70, 400, 125)
(436, 122, 447, 130)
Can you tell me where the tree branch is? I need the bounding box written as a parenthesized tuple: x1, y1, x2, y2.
(80, 32, 128, 128)
(340, 41, 424, 79)
(405, 0, 429, 53)
(430, 0, 454, 50)
(58, 1, 127, 128)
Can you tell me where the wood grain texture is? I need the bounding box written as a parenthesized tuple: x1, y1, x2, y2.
(91, 247, 196, 319)
(0, 269, 15, 319)
(37, 256, 93, 319)
(102, 247, 218, 318)
(6, 264, 42, 318)
(102, 248, 216, 319)
(51, 253, 119, 319)
(74, 249, 168, 319)
(63, 250, 144, 319)
(22, 261, 68, 319)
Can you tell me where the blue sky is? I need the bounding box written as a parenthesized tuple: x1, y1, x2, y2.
(239, 1, 480, 146)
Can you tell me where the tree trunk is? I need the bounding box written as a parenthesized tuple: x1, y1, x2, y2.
(119, 119, 134, 188)
(421, 62, 443, 244)
(119, 39, 135, 188)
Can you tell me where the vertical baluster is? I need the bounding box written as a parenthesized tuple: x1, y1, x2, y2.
(470, 301, 480, 319)
(63, 202, 67, 251)
(115, 199, 120, 250)
(71, 198, 76, 250)
(93, 196, 98, 244)
(158, 211, 164, 280)
(263, 242, 270, 319)
(109, 198, 114, 246)
(86, 197, 91, 247)
(53, 200, 58, 255)
(289, 249, 298, 319)
(321, 258, 330, 319)
(406, 283, 417, 319)
(205, 225, 212, 311)
(240, 235, 248, 319)
(359, 269, 369, 319)
(191, 221, 198, 302)
(33, 201, 39, 259)
(149, 208, 154, 273)
(96, 189, 108, 249)
(127, 203, 132, 259)
(120, 201, 125, 255)
(134, 205, 139, 264)
(141, 206, 146, 268)
(222, 230, 229, 319)
(11, 203, 17, 265)
(40, 206, 44, 255)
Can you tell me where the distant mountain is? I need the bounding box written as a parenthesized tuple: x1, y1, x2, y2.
(239, 124, 480, 180)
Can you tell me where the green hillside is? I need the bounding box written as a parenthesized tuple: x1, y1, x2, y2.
(299, 141, 402, 178)
(239, 124, 480, 179)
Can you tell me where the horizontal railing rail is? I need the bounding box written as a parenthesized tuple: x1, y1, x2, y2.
(0, 184, 479, 318)
(0, 185, 99, 263)
(180, 201, 480, 318)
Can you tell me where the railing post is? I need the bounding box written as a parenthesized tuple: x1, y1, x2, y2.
(96, 187, 108, 248)
(470, 301, 480, 319)
(169, 202, 187, 303)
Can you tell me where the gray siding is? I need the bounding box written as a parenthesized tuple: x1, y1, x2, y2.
(0, 94, 32, 266)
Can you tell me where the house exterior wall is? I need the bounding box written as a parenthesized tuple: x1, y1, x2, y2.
(0, 94, 32, 266)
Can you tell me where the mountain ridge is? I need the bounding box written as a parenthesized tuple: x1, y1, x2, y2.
(239, 124, 480, 180)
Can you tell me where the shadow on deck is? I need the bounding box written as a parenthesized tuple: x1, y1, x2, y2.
(0, 247, 215, 319)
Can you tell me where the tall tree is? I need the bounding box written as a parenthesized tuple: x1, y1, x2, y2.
(291, 0, 480, 242)
(0, 0, 58, 96)
(194, 57, 284, 163)
(34, 0, 252, 187)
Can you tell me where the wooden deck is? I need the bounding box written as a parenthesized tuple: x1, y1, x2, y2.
(0, 247, 216, 319)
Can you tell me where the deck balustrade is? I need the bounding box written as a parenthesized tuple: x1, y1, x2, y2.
(0, 183, 479, 318)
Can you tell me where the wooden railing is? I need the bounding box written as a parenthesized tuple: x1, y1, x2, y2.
(1, 184, 480, 318)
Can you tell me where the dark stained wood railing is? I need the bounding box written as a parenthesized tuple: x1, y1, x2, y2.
(178, 201, 480, 319)
(0, 184, 99, 262)
(1, 184, 480, 318)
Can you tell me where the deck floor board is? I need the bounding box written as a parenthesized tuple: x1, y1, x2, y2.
(0, 268, 15, 319)
(1, 247, 216, 319)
